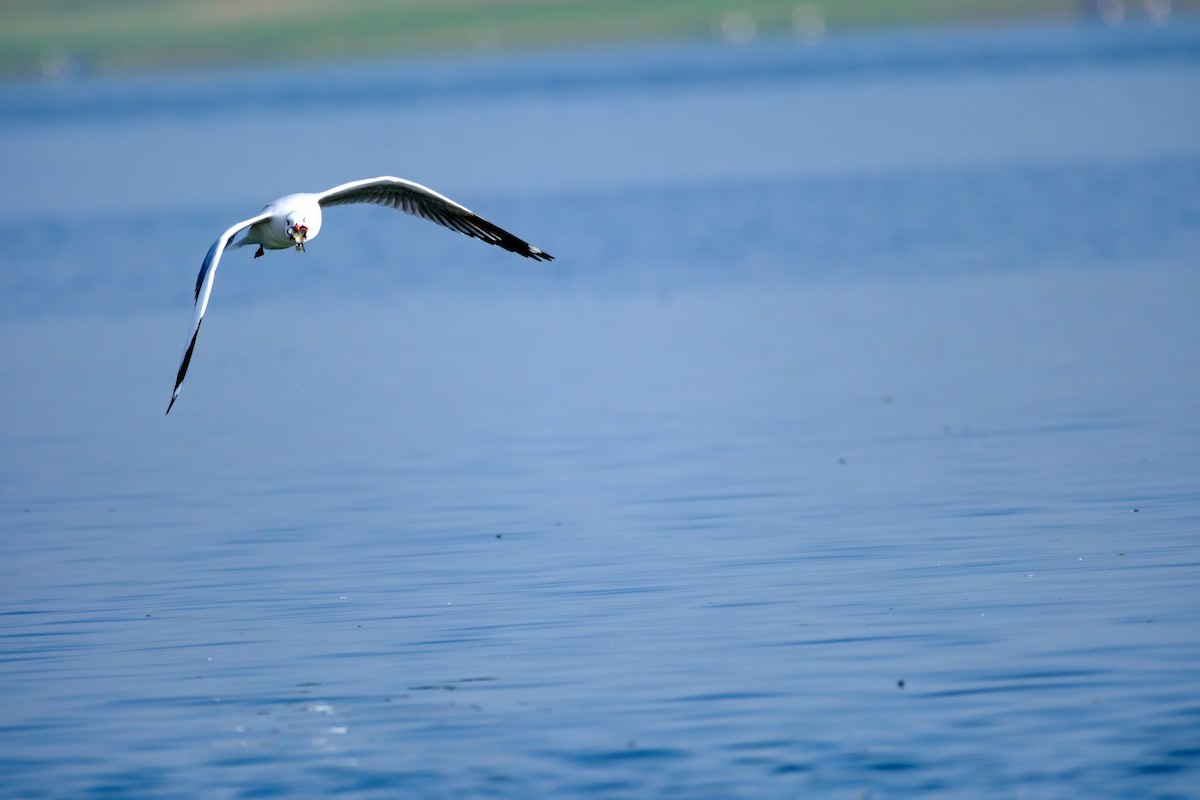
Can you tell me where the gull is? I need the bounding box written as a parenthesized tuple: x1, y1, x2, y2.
(166, 176, 553, 414)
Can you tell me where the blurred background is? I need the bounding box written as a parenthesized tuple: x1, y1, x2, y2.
(1, 2, 1199, 798)
(4, 0, 1198, 78)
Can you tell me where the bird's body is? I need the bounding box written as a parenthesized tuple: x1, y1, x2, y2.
(167, 176, 552, 414)
(239, 193, 324, 254)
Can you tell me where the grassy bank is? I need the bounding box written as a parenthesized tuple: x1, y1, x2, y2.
(4, 0, 1194, 78)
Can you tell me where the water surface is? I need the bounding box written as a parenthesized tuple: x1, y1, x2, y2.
(1, 21, 1199, 799)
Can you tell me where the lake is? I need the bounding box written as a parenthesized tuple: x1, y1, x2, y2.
(1, 19, 1199, 799)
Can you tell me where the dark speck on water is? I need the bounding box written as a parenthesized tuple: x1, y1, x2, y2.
(1, 19, 1199, 800)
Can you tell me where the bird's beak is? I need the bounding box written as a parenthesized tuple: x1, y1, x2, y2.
(292, 225, 308, 252)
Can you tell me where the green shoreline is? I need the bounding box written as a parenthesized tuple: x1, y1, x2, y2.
(4, 0, 1195, 79)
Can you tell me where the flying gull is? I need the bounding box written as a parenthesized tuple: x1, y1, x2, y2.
(166, 176, 553, 414)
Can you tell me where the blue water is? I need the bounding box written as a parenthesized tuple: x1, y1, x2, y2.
(2, 20, 1199, 799)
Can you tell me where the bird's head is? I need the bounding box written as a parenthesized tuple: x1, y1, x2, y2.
(285, 218, 309, 252)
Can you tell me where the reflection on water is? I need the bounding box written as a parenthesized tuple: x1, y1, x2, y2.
(1, 20, 1199, 800)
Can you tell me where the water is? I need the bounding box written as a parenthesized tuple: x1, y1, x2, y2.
(2, 21, 1199, 799)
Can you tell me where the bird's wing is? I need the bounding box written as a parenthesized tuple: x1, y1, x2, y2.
(166, 212, 271, 415)
(315, 176, 553, 261)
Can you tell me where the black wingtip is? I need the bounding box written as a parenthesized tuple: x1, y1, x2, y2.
(167, 320, 202, 417)
(517, 242, 553, 261)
